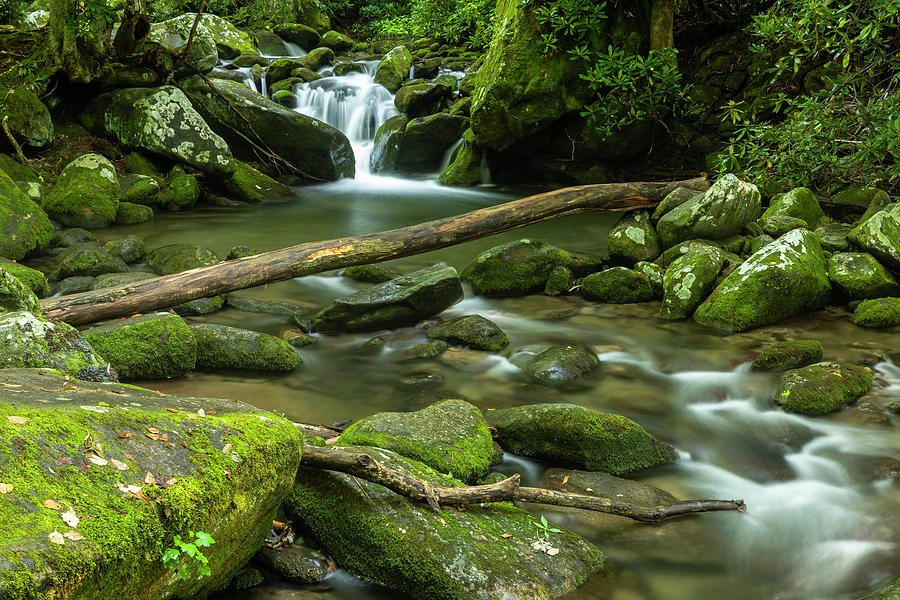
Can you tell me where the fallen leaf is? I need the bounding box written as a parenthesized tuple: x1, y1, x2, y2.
(143, 471, 157, 486)
(130, 314, 142, 318)
(145, 433, 169, 442)
(61, 507, 79, 528)
(109, 459, 128, 471)
(156, 391, 167, 397)
(224, 469, 232, 481)
(63, 531, 84, 541)
(115, 483, 142, 494)
(325, 437, 339, 445)
(546, 548, 560, 556)
(87, 455, 108, 466)
(500, 533, 513, 539)
(166, 408, 178, 413)
(146, 427, 160, 434)
(197, 409, 205, 418)
(117, 432, 134, 439)
(6, 416, 27, 425)
(0, 483, 11, 494)
(561, 475, 570, 485)
(221, 443, 232, 454)
(43, 499, 61, 510)
(124, 452, 134, 460)
(48, 531, 65, 545)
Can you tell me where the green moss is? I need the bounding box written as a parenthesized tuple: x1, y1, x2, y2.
(159, 167, 199, 212)
(224, 161, 294, 203)
(103, 236, 147, 265)
(827, 252, 900, 299)
(607, 210, 661, 264)
(851, 297, 900, 328)
(581, 267, 653, 303)
(659, 246, 725, 320)
(761, 187, 825, 228)
(190, 323, 301, 372)
(0, 270, 42, 314)
(342, 264, 398, 283)
(518, 344, 599, 385)
(485, 403, 674, 475)
(373, 46, 412, 93)
(543, 266, 572, 296)
(751, 340, 824, 371)
(634, 261, 664, 298)
(43, 154, 120, 230)
(775, 361, 873, 415)
(115, 202, 154, 225)
(0, 258, 49, 297)
(462, 239, 573, 297)
(425, 315, 509, 351)
(54, 244, 128, 279)
(0, 165, 53, 260)
(146, 244, 218, 275)
(438, 128, 481, 187)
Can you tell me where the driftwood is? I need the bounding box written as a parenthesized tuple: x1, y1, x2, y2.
(41, 177, 709, 325)
(300, 445, 746, 523)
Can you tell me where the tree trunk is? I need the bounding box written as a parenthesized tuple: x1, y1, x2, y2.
(40, 177, 709, 326)
(650, 0, 675, 52)
(46, 0, 114, 84)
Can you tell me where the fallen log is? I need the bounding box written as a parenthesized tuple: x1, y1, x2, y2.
(41, 177, 709, 325)
(300, 445, 746, 523)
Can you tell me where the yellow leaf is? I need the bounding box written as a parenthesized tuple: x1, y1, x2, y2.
(6, 416, 27, 425)
(0, 483, 12, 494)
(222, 443, 232, 454)
(43, 499, 61, 510)
(61, 507, 80, 528)
(143, 471, 157, 486)
(48, 531, 65, 545)
(63, 531, 84, 541)
(109, 459, 129, 471)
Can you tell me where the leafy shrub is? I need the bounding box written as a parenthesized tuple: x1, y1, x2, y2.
(0, 0, 24, 25)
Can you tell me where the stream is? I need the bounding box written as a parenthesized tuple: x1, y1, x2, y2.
(99, 59, 900, 599)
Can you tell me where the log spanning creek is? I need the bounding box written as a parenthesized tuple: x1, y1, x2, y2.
(94, 63, 898, 599)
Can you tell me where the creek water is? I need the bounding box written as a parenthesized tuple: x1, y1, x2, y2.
(104, 63, 900, 599)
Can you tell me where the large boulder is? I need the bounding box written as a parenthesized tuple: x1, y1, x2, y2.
(396, 113, 469, 170)
(751, 340, 823, 372)
(656, 174, 761, 248)
(485, 403, 675, 475)
(200, 13, 258, 58)
(461, 239, 574, 297)
(0, 270, 42, 314)
(83, 313, 197, 379)
(693, 229, 832, 333)
(374, 45, 413, 93)
(336, 399, 494, 483)
(438, 127, 482, 187)
(273, 23, 320, 50)
(143, 14, 218, 73)
(43, 154, 120, 229)
(761, 187, 825, 229)
(0, 311, 115, 381)
(319, 30, 353, 53)
(581, 268, 653, 303)
(146, 243, 218, 275)
(189, 323, 301, 372)
(607, 210, 661, 264)
(0, 166, 53, 260)
(514, 344, 600, 385)
(849, 203, 900, 271)
(0, 368, 302, 600)
(54, 243, 129, 279)
(0, 84, 52, 149)
(394, 82, 452, 117)
(425, 314, 509, 351)
(0, 258, 49, 297)
(311, 263, 463, 333)
(774, 361, 873, 415)
(81, 86, 235, 176)
(659, 245, 726, 320)
(827, 252, 900, 299)
(183, 77, 355, 181)
(288, 446, 604, 600)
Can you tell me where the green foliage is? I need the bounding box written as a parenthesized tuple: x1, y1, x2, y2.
(69, 0, 116, 41)
(0, 0, 24, 25)
(161, 530, 216, 581)
(716, 0, 900, 193)
(533, 515, 562, 540)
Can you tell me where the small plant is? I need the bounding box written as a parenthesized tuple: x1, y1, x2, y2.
(533, 515, 562, 540)
(162, 531, 216, 581)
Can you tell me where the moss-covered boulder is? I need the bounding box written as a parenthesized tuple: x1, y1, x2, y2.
(0, 84, 52, 149)
(273, 23, 320, 50)
(143, 14, 218, 73)
(0, 258, 48, 297)
(342, 264, 398, 283)
(394, 82, 452, 117)
(183, 77, 354, 181)
(462, 239, 573, 297)
(43, 154, 120, 229)
(54, 243, 129, 279)
(297, 47, 335, 71)
(851, 297, 900, 328)
(541, 468, 677, 510)
(319, 30, 352, 52)
(544, 265, 572, 296)
(253, 542, 334, 583)
(694, 229, 831, 333)
(159, 166, 200, 211)
(287, 446, 604, 600)
(634, 261, 664, 298)
(656, 174, 761, 248)
(115, 201, 154, 224)
(425, 314, 509, 351)
(515, 344, 599, 385)
(265, 58, 303, 85)
(0, 311, 115, 380)
(815, 225, 852, 252)
(0, 367, 302, 600)
(369, 115, 408, 174)
(311, 263, 463, 333)
(336, 399, 493, 482)
(827, 252, 900, 299)
(396, 113, 469, 171)
(761, 187, 826, 228)
(81, 87, 234, 177)
(581, 267, 653, 303)
(0, 270, 42, 314)
(485, 403, 674, 475)
(189, 323, 301, 372)
(146, 243, 218, 275)
(659, 245, 725, 320)
(54, 276, 95, 296)
(849, 203, 900, 271)
(438, 127, 481, 186)
(774, 361, 873, 415)
(757, 215, 808, 238)
(200, 13, 258, 58)
(751, 340, 823, 372)
(120, 174, 161, 205)
(104, 235, 147, 264)
(84, 313, 197, 379)
(651, 187, 702, 222)
(224, 160, 294, 203)
(374, 45, 413, 93)
(607, 210, 661, 264)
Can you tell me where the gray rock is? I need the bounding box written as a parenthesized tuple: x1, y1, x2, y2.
(104, 235, 147, 264)
(849, 203, 900, 271)
(425, 314, 509, 351)
(0, 270, 42, 314)
(143, 14, 218, 73)
(91, 271, 154, 290)
(827, 252, 900, 299)
(607, 210, 661, 264)
(515, 344, 599, 385)
(254, 544, 334, 583)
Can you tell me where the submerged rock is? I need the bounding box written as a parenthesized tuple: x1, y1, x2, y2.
(43, 154, 120, 229)
(224, 160, 294, 203)
(486, 403, 675, 474)
(827, 252, 900, 299)
(0, 367, 302, 599)
(288, 446, 604, 600)
(311, 263, 463, 333)
(189, 323, 301, 372)
(336, 399, 494, 482)
(0, 311, 115, 381)
(761, 187, 825, 228)
(581, 268, 653, 304)
(851, 297, 900, 328)
(462, 239, 574, 297)
(54, 243, 129, 279)
(659, 245, 725, 320)
(607, 210, 661, 264)
(83, 313, 197, 379)
(751, 340, 824, 372)
(104, 235, 147, 264)
(425, 315, 509, 351)
(693, 229, 831, 333)
(775, 361, 873, 415)
(849, 203, 900, 271)
(515, 344, 600, 385)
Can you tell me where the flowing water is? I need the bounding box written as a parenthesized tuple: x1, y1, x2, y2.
(99, 65, 900, 599)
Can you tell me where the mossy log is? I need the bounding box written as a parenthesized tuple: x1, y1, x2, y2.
(300, 445, 746, 523)
(41, 178, 709, 325)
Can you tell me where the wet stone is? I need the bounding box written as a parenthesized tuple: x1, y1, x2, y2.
(751, 340, 824, 372)
(254, 544, 335, 584)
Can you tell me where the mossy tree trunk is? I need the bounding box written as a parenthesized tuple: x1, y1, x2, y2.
(46, 0, 114, 84)
(650, 0, 675, 51)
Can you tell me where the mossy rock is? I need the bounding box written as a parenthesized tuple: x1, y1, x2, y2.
(515, 344, 599, 385)
(143, 14, 218, 74)
(54, 243, 129, 279)
(544, 265, 572, 296)
(651, 187, 702, 222)
(774, 361, 873, 415)
(296, 0, 330, 33)
(758, 215, 808, 238)
(271, 89, 294, 107)
(607, 210, 661, 264)
(863, 576, 900, 599)
(189, 323, 301, 372)
(337, 399, 494, 483)
(694, 229, 831, 333)
(273, 23, 320, 50)
(172, 295, 227, 317)
(342, 264, 398, 283)
(374, 45, 413, 93)
(43, 154, 120, 230)
(311, 263, 463, 333)
(51, 228, 97, 248)
(297, 47, 335, 71)
(425, 314, 509, 351)
(369, 115, 408, 174)
(287, 446, 604, 600)
(438, 127, 481, 187)
(462, 239, 573, 297)
(0, 367, 302, 600)
(16, 180, 44, 206)
(290, 67, 321, 82)
(200, 13, 258, 58)
(115, 201, 154, 224)
(84, 313, 197, 379)
(269, 76, 303, 95)
(253, 543, 334, 583)
(225, 296, 307, 319)
(394, 82, 451, 117)
(485, 403, 675, 475)
(750, 339, 823, 372)
(123, 152, 164, 177)
(396, 113, 469, 170)
(146, 243, 218, 275)
(761, 187, 825, 228)
(318, 30, 352, 53)
(849, 203, 900, 272)
(634, 261, 664, 298)
(280, 329, 318, 347)
(659, 245, 725, 320)
(226, 246, 259, 260)
(0, 154, 40, 182)
(265, 58, 302, 84)
(233, 54, 268, 68)
(409, 339, 448, 358)
(101, 237, 146, 266)
(158, 166, 200, 211)
(827, 252, 900, 299)
(224, 160, 294, 203)
(814, 225, 852, 252)
(0, 84, 52, 149)
(581, 268, 653, 304)
(54, 276, 95, 296)
(0, 270, 42, 314)
(851, 297, 900, 328)
(0, 258, 49, 297)
(0, 311, 115, 380)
